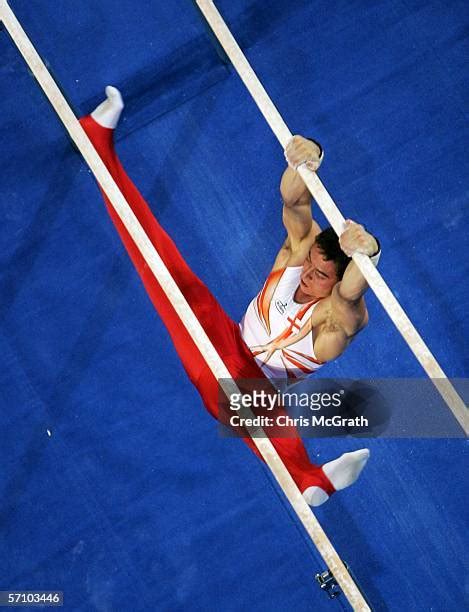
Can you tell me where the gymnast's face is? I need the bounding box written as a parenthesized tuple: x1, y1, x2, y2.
(299, 244, 339, 299)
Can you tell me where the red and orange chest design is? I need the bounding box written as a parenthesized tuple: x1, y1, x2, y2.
(249, 267, 324, 378)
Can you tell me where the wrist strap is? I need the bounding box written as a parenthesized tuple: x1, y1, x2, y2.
(369, 238, 381, 266)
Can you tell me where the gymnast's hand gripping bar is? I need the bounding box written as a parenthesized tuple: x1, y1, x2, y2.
(195, 0, 468, 437)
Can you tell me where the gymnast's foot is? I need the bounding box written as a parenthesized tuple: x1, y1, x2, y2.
(302, 449, 370, 507)
(91, 86, 124, 129)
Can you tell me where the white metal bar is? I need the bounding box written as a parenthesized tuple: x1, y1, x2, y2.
(0, 1, 371, 609)
(195, 0, 468, 435)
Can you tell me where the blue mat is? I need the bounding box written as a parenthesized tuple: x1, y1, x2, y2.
(1, 1, 467, 610)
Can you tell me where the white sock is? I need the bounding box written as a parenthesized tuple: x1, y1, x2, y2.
(91, 86, 124, 129)
(302, 449, 370, 507)
(302, 486, 330, 507)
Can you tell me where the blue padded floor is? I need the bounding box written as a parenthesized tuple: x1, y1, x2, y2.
(0, 1, 468, 610)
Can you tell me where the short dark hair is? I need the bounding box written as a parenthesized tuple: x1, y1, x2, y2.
(314, 227, 351, 280)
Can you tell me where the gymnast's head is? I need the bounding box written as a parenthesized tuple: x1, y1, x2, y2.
(299, 227, 351, 298)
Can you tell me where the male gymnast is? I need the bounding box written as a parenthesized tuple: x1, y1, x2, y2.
(80, 87, 381, 507)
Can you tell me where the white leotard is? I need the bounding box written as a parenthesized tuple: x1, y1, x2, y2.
(240, 266, 325, 380)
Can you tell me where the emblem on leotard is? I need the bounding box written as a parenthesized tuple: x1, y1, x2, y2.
(275, 299, 288, 314)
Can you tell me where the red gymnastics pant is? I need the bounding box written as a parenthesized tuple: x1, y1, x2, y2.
(80, 116, 335, 498)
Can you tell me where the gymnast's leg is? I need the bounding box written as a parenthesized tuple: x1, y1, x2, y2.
(80, 87, 368, 506)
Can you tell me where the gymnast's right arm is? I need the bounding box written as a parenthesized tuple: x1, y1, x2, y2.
(279, 136, 323, 253)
